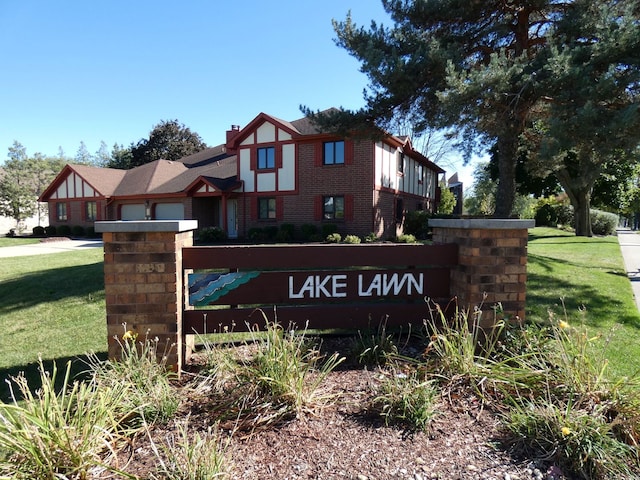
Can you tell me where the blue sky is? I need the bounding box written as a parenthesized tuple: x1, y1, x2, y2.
(0, 1, 477, 185)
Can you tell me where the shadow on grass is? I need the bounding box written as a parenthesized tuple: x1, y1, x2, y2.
(0, 262, 104, 315)
(0, 352, 108, 403)
(526, 269, 640, 330)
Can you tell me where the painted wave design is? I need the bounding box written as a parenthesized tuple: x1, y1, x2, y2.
(188, 271, 260, 306)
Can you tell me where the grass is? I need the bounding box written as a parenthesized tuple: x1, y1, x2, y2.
(0, 249, 106, 402)
(527, 227, 640, 378)
(0, 236, 40, 248)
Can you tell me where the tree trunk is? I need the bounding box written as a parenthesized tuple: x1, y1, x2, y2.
(494, 134, 518, 218)
(556, 165, 599, 237)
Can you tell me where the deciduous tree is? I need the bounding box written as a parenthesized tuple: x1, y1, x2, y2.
(129, 119, 207, 168)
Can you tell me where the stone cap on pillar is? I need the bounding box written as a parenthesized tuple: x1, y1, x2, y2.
(95, 220, 199, 233)
(429, 218, 535, 229)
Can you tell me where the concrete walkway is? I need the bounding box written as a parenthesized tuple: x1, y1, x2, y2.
(0, 239, 103, 258)
(616, 228, 640, 311)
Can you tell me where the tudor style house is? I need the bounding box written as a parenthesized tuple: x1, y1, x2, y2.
(39, 110, 445, 239)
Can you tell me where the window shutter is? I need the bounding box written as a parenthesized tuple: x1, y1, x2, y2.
(345, 194, 354, 221)
(345, 140, 354, 165)
(314, 195, 323, 220)
(276, 197, 284, 220)
(250, 197, 258, 220)
(315, 142, 323, 167)
(276, 147, 283, 169)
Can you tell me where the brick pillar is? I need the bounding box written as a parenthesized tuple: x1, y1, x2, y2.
(95, 220, 197, 372)
(430, 219, 535, 323)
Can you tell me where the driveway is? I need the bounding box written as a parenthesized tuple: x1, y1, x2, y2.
(0, 239, 103, 258)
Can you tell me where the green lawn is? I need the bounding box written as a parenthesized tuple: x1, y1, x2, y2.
(0, 236, 40, 248)
(527, 227, 640, 378)
(0, 249, 106, 400)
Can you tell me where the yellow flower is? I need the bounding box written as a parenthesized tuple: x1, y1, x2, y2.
(559, 320, 570, 330)
(561, 427, 572, 437)
(122, 330, 136, 341)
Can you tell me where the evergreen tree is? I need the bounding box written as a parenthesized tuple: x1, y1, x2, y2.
(317, 0, 640, 225)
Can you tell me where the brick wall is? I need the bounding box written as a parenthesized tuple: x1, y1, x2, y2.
(96, 220, 197, 372)
(431, 219, 534, 323)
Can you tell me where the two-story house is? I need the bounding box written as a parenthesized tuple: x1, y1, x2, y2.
(39, 110, 445, 239)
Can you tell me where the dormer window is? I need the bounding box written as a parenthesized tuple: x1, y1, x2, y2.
(323, 141, 345, 165)
(257, 146, 275, 170)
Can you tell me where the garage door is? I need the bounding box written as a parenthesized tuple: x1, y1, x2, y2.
(121, 204, 146, 220)
(155, 203, 185, 220)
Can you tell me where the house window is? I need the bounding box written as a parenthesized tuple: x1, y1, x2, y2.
(323, 195, 345, 220)
(56, 202, 67, 221)
(257, 147, 275, 170)
(323, 141, 345, 165)
(258, 197, 276, 219)
(398, 152, 405, 173)
(85, 201, 97, 221)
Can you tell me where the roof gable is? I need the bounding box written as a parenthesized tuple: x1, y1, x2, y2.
(39, 164, 126, 201)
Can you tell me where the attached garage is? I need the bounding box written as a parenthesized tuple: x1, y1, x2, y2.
(155, 203, 185, 220)
(121, 204, 146, 220)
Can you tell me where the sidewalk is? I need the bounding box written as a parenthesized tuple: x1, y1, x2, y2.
(616, 228, 640, 311)
(0, 239, 103, 258)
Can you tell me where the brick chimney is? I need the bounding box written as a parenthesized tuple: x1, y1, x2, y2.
(226, 124, 241, 150)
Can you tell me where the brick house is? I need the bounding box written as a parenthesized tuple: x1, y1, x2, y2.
(39, 110, 445, 239)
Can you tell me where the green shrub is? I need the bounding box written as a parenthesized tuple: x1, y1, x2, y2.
(556, 204, 574, 226)
(590, 209, 618, 236)
(264, 225, 279, 241)
(300, 223, 318, 241)
(325, 232, 341, 243)
(535, 203, 558, 227)
(71, 225, 85, 237)
(404, 210, 431, 239)
(85, 226, 98, 238)
(395, 233, 417, 243)
(321, 223, 338, 237)
(276, 223, 295, 242)
(57, 224, 71, 237)
(197, 226, 228, 243)
(31, 226, 45, 237)
(248, 227, 266, 242)
(343, 234, 361, 244)
(44, 225, 57, 236)
(364, 232, 379, 243)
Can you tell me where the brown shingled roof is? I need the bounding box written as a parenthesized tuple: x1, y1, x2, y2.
(112, 160, 188, 196)
(68, 164, 127, 196)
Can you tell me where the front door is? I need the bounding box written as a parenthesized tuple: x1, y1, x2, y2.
(227, 199, 238, 239)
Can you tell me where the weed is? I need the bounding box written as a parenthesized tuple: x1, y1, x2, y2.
(354, 318, 399, 366)
(148, 417, 231, 479)
(373, 366, 439, 431)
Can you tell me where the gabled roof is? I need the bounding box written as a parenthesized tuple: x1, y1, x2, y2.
(39, 164, 127, 201)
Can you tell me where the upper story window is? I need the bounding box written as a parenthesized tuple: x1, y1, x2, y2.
(323, 141, 345, 165)
(56, 202, 67, 221)
(323, 195, 345, 220)
(258, 197, 276, 219)
(397, 152, 405, 173)
(257, 146, 275, 170)
(85, 201, 97, 221)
